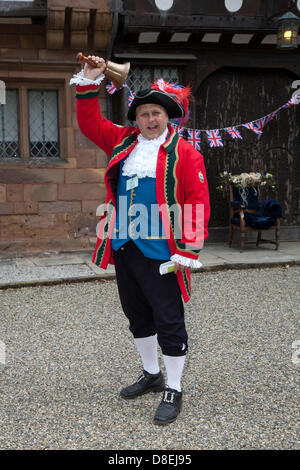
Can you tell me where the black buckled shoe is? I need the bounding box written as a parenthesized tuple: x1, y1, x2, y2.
(120, 370, 165, 399)
(153, 388, 182, 425)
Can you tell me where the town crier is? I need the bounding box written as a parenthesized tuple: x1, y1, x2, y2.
(70, 56, 210, 425)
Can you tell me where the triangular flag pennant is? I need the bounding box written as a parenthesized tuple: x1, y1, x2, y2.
(170, 122, 179, 132)
(178, 127, 185, 136)
(291, 93, 300, 105)
(127, 89, 135, 107)
(253, 117, 266, 134)
(206, 129, 223, 147)
(225, 127, 243, 139)
(106, 81, 117, 95)
(283, 99, 294, 108)
(265, 110, 279, 124)
(170, 122, 184, 136)
(106, 81, 126, 95)
(187, 129, 201, 151)
(242, 122, 263, 135)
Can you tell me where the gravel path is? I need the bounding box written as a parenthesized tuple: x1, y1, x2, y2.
(0, 267, 299, 450)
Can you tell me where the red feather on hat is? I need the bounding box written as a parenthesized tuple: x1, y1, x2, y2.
(151, 78, 192, 123)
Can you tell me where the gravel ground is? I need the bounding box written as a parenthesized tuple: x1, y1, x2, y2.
(0, 266, 299, 450)
(0, 263, 93, 284)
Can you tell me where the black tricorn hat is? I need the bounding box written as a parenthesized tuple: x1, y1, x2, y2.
(127, 79, 191, 122)
(127, 88, 184, 121)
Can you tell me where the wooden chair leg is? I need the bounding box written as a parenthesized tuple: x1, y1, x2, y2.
(240, 231, 245, 252)
(229, 225, 233, 247)
(256, 231, 262, 247)
(275, 219, 280, 250)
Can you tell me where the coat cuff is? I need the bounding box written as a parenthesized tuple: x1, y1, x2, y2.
(75, 84, 101, 99)
(171, 254, 203, 269)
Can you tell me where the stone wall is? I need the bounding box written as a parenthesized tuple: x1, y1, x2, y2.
(0, 1, 112, 255)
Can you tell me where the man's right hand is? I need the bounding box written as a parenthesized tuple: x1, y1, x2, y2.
(83, 56, 106, 81)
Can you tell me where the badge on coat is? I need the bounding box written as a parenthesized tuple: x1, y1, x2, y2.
(199, 171, 204, 183)
(126, 176, 139, 191)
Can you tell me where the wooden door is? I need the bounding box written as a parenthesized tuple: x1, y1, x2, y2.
(195, 67, 300, 227)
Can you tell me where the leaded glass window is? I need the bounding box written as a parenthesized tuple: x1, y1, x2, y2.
(124, 65, 181, 125)
(0, 89, 20, 158)
(127, 66, 180, 94)
(28, 90, 59, 158)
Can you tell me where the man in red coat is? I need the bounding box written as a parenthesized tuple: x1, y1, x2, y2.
(71, 56, 210, 425)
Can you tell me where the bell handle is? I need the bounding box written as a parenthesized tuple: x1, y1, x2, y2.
(76, 52, 107, 70)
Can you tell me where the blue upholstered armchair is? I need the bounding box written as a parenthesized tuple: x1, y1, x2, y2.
(229, 183, 285, 252)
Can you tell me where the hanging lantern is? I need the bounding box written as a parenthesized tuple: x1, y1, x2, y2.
(276, 12, 300, 49)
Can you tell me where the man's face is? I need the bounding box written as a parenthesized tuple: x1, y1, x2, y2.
(135, 103, 169, 140)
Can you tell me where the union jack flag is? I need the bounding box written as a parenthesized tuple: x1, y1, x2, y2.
(292, 93, 300, 104)
(105, 81, 117, 95)
(127, 89, 135, 107)
(283, 99, 294, 108)
(253, 117, 266, 134)
(170, 122, 179, 132)
(242, 122, 263, 135)
(187, 129, 201, 151)
(225, 127, 242, 139)
(206, 129, 223, 147)
(170, 123, 184, 136)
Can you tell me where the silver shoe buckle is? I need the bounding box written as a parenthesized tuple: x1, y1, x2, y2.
(164, 391, 175, 403)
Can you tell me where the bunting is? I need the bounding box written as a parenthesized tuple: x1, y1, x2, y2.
(225, 127, 242, 139)
(127, 89, 135, 107)
(265, 110, 279, 124)
(283, 99, 294, 108)
(242, 122, 263, 135)
(170, 122, 184, 136)
(106, 81, 126, 94)
(253, 117, 266, 134)
(105, 81, 117, 95)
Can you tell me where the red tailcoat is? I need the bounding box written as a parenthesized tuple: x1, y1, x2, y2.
(76, 84, 210, 302)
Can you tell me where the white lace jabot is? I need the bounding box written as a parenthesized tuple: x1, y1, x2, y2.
(122, 128, 168, 179)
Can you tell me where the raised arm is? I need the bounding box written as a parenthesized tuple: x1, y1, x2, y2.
(73, 55, 128, 156)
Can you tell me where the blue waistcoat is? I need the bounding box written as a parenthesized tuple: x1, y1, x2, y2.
(111, 161, 171, 260)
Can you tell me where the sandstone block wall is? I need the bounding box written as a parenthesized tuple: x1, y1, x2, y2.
(0, 1, 112, 255)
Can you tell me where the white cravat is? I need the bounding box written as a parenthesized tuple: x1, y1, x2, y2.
(122, 128, 168, 179)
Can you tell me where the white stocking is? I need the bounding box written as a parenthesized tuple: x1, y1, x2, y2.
(134, 335, 160, 375)
(163, 355, 186, 392)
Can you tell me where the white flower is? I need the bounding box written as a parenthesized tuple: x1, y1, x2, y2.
(223, 171, 228, 176)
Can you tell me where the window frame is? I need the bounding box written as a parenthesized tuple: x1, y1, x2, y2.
(27, 88, 60, 159)
(0, 88, 20, 158)
(0, 79, 65, 162)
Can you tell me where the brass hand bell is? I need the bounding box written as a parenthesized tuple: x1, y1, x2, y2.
(76, 52, 130, 90)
